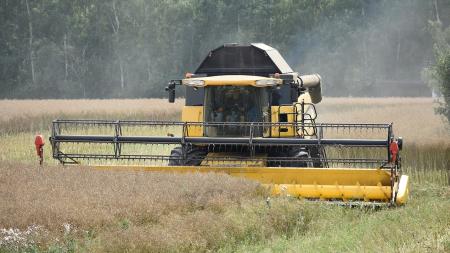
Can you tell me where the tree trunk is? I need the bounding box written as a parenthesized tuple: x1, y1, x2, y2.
(268, 0, 273, 45)
(25, 0, 35, 84)
(434, 0, 440, 23)
(112, 1, 125, 90)
(396, 39, 401, 65)
(119, 59, 124, 90)
(237, 8, 241, 41)
(64, 33, 68, 80)
(147, 58, 151, 82)
(82, 48, 86, 98)
(190, 31, 194, 68)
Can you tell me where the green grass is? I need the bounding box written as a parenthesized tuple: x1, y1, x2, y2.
(235, 184, 450, 253)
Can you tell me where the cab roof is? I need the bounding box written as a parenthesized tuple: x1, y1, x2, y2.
(194, 43, 293, 77)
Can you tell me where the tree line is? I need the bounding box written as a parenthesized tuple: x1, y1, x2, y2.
(0, 0, 449, 99)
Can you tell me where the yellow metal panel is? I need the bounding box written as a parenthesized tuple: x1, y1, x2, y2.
(181, 106, 203, 137)
(93, 165, 395, 202)
(271, 184, 391, 201)
(205, 79, 256, 86)
(200, 153, 267, 167)
(271, 106, 296, 137)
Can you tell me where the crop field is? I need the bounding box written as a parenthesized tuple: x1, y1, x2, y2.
(0, 97, 449, 252)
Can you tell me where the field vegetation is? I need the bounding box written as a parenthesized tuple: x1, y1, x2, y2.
(0, 98, 449, 252)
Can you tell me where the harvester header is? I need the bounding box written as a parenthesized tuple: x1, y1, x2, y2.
(50, 43, 409, 206)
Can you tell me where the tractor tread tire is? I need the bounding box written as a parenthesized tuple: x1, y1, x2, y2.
(168, 146, 207, 166)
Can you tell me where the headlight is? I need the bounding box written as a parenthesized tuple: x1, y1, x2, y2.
(255, 79, 282, 87)
(182, 79, 206, 87)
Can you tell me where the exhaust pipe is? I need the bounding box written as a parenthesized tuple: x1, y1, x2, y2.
(299, 74, 322, 104)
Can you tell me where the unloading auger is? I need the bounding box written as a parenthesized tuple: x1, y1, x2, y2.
(50, 43, 409, 205)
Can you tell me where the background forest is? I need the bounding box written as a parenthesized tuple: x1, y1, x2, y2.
(0, 0, 449, 99)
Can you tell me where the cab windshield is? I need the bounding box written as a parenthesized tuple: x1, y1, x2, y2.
(204, 86, 270, 136)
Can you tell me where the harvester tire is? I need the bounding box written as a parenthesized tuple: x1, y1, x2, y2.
(287, 148, 310, 167)
(168, 146, 207, 166)
(268, 147, 308, 167)
(269, 147, 323, 168)
(308, 146, 324, 168)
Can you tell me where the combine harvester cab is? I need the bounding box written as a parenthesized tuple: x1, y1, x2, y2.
(50, 43, 409, 206)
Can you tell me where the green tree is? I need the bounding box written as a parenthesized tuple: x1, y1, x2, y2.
(0, 0, 448, 99)
(428, 21, 450, 124)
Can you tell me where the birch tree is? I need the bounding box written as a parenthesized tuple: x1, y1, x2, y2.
(25, 0, 35, 84)
(111, 1, 125, 90)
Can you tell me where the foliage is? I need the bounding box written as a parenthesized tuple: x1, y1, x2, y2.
(427, 21, 450, 124)
(236, 184, 450, 253)
(0, 0, 448, 98)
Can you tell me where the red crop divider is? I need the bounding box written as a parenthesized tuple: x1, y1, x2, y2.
(35, 135, 45, 165)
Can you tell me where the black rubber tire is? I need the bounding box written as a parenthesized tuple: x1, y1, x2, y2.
(308, 146, 324, 168)
(286, 148, 309, 167)
(268, 147, 308, 167)
(168, 146, 207, 166)
(268, 146, 324, 168)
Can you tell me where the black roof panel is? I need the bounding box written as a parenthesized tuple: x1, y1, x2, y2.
(194, 43, 293, 77)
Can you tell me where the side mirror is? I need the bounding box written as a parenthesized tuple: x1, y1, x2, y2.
(168, 89, 175, 103)
(165, 80, 179, 103)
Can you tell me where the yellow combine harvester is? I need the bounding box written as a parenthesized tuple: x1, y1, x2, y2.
(50, 43, 409, 205)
